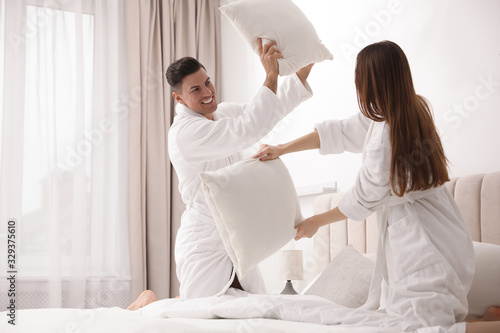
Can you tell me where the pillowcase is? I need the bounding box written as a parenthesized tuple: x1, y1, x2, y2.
(300, 242, 500, 315)
(302, 245, 374, 308)
(219, 0, 333, 76)
(467, 241, 500, 318)
(200, 158, 303, 278)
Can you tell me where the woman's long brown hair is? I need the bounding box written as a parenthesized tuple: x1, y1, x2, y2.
(355, 41, 449, 196)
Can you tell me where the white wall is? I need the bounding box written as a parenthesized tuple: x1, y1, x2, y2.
(220, 0, 500, 293)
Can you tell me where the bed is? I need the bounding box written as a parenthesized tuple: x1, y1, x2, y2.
(2, 172, 499, 333)
(312, 171, 500, 321)
(313, 171, 500, 259)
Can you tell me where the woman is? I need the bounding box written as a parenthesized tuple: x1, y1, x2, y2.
(253, 41, 500, 333)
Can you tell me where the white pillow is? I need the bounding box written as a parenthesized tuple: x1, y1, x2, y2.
(303, 245, 374, 308)
(200, 158, 303, 278)
(219, 0, 333, 76)
(467, 241, 500, 318)
(300, 242, 500, 315)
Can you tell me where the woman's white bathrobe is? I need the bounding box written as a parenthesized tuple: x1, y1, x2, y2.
(315, 113, 475, 331)
(168, 74, 312, 299)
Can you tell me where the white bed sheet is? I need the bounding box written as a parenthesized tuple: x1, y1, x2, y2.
(0, 307, 399, 333)
(1, 290, 466, 333)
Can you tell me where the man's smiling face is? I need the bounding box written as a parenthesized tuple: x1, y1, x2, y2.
(173, 68, 217, 120)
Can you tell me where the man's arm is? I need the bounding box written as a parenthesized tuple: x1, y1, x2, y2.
(296, 63, 314, 86)
(174, 40, 313, 164)
(175, 87, 287, 164)
(175, 76, 313, 164)
(258, 39, 282, 94)
(211, 39, 283, 120)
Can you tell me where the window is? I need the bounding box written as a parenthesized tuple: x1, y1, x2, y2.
(20, 4, 95, 276)
(0, 0, 130, 308)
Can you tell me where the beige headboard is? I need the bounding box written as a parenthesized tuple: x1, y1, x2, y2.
(312, 172, 500, 271)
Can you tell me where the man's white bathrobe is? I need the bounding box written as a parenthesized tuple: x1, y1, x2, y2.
(315, 113, 475, 330)
(168, 74, 312, 299)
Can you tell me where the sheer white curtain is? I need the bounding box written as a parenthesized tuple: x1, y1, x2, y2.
(0, 0, 130, 308)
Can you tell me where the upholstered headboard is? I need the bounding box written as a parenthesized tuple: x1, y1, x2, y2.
(312, 172, 500, 272)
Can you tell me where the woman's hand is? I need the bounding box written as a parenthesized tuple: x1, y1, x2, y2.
(253, 131, 321, 161)
(252, 144, 282, 161)
(294, 216, 321, 241)
(295, 207, 347, 240)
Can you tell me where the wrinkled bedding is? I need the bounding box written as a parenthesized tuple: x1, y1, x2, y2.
(1, 289, 466, 333)
(140, 289, 465, 333)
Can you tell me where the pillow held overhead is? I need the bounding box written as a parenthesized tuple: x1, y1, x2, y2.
(200, 158, 303, 278)
(219, 0, 333, 76)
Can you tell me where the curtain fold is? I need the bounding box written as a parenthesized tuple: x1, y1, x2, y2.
(124, 0, 221, 300)
(0, 0, 130, 309)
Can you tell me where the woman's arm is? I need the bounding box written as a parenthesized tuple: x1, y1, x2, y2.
(252, 130, 320, 160)
(294, 206, 347, 240)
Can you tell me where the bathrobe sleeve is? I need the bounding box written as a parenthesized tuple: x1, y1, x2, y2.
(314, 113, 391, 221)
(314, 112, 372, 154)
(176, 75, 312, 164)
(338, 144, 392, 221)
(338, 123, 392, 221)
(215, 74, 312, 119)
(314, 114, 391, 221)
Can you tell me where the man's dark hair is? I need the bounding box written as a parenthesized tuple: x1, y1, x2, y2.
(165, 57, 206, 92)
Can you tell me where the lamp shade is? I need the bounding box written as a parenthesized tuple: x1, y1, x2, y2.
(278, 250, 303, 280)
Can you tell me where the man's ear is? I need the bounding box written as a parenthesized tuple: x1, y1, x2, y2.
(172, 91, 185, 105)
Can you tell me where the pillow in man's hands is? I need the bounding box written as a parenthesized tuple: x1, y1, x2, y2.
(219, 0, 333, 76)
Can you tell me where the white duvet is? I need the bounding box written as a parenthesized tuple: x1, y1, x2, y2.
(2, 289, 466, 333)
(140, 289, 465, 333)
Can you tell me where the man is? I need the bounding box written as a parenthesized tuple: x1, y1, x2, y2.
(128, 40, 313, 308)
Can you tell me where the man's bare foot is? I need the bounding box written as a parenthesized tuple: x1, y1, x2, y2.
(482, 306, 500, 321)
(126, 290, 158, 311)
(466, 306, 500, 322)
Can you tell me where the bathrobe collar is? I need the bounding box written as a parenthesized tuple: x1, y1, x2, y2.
(175, 103, 220, 120)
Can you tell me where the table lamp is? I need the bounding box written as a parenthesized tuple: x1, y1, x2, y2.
(279, 250, 303, 295)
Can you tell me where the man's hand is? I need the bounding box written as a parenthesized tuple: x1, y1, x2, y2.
(296, 63, 314, 85)
(258, 38, 283, 94)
